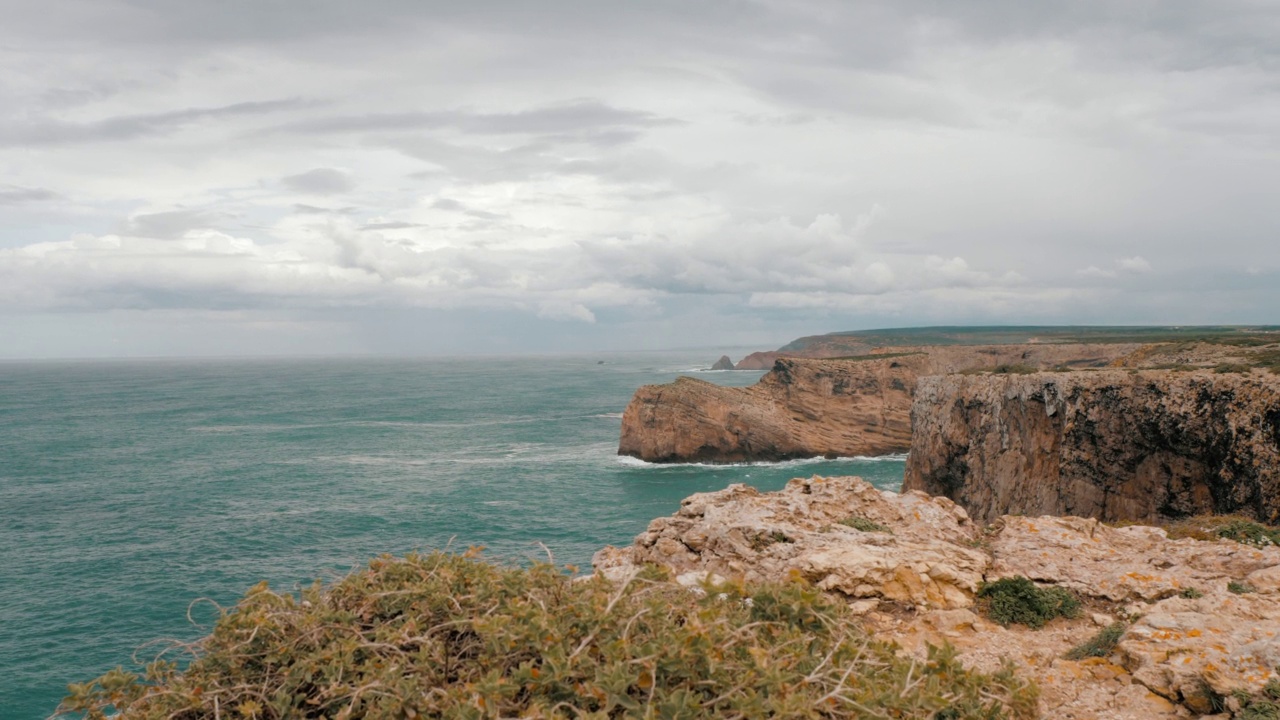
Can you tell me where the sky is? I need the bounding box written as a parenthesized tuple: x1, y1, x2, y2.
(1, 1, 1278, 358)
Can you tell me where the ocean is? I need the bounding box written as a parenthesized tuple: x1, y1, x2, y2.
(0, 353, 906, 719)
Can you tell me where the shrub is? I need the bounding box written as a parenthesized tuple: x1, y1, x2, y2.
(1064, 622, 1127, 660)
(1180, 587, 1204, 599)
(1239, 698, 1280, 720)
(1229, 580, 1257, 594)
(838, 516, 891, 533)
(992, 364, 1038, 375)
(1215, 519, 1280, 547)
(58, 551, 1039, 720)
(977, 576, 1081, 629)
(1162, 515, 1280, 547)
(1214, 363, 1251, 374)
(750, 529, 793, 550)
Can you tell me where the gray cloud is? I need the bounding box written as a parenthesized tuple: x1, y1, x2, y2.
(2, 1, 1279, 356)
(0, 99, 308, 147)
(123, 209, 223, 239)
(0, 186, 60, 205)
(272, 100, 680, 137)
(280, 168, 355, 195)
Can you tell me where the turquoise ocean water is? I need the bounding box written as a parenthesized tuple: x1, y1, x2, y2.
(0, 353, 906, 719)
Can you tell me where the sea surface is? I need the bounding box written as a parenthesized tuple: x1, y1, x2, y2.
(0, 353, 906, 719)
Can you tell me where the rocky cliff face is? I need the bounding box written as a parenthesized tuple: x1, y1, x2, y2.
(619, 344, 1141, 463)
(903, 370, 1280, 524)
(618, 356, 922, 462)
(594, 475, 1280, 718)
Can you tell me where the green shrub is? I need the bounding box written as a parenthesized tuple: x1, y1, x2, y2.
(58, 551, 1038, 720)
(1215, 519, 1280, 547)
(992, 364, 1038, 375)
(1180, 587, 1204, 599)
(1239, 698, 1280, 720)
(1064, 622, 1127, 660)
(977, 576, 1081, 629)
(1229, 580, 1257, 594)
(750, 529, 793, 550)
(838, 516, 891, 533)
(1161, 515, 1280, 547)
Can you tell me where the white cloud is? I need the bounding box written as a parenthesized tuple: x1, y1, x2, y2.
(1117, 256, 1153, 273)
(1077, 265, 1116, 279)
(1077, 256, 1155, 279)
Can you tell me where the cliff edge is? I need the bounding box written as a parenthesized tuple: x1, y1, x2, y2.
(618, 356, 921, 462)
(619, 343, 1139, 463)
(903, 370, 1280, 524)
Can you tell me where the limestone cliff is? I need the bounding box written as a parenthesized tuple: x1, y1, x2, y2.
(618, 356, 921, 462)
(594, 475, 1280, 718)
(903, 370, 1280, 524)
(619, 343, 1140, 463)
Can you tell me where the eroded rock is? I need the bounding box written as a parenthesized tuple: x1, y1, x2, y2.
(619, 344, 1140, 463)
(604, 475, 986, 609)
(595, 475, 1280, 718)
(904, 370, 1280, 524)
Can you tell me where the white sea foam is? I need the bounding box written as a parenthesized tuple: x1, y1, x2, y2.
(614, 452, 908, 469)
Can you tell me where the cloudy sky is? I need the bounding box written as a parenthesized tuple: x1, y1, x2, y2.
(2, 1, 1278, 358)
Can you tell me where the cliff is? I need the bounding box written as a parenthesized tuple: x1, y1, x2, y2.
(618, 356, 922, 462)
(735, 325, 1280, 369)
(619, 343, 1141, 463)
(903, 370, 1280, 524)
(594, 475, 1280, 718)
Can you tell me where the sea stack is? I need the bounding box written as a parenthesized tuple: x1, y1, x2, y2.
(710, 355, 734, 370)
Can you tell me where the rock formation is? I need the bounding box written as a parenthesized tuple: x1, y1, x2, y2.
(618, 356, 921, 462)
(620, 344, 1140, 463)
(594, 475, 1280, 718)
(710, 355, 735, 371)
(903, 370, 1280, 524)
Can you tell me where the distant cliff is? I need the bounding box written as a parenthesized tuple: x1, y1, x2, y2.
(618, 357, 920, 462)
(903, 370, 1280, 524)
(619, 344, 1141, 463)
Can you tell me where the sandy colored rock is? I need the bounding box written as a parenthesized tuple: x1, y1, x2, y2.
(904, 370, 1280, 524)
(595, 475, 1280, 718)
(597, 475, 987, 609)
(988, 515, 1280, 601)
(619, 343, 1139, 463)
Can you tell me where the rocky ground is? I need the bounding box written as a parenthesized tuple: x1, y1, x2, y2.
(594, 476, 1280, 719)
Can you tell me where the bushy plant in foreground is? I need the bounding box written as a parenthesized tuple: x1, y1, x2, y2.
(59, 551, 1038, 719)
(977, 576, 1080, 629)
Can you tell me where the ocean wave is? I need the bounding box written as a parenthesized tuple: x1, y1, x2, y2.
(614, 453, 908, 469)
(592, 412, 624, 419)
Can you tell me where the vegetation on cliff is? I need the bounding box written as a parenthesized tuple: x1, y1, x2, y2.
(60, 550, 1038, 719)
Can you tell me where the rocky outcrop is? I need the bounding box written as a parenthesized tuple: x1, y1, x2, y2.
(903, 370, 1280, 524)
(710, 355, 735, 371)
(618, 356, 922, 462)
(596, 474, 985, 609)
(594, 475, 1280, 718)
(620, 344, 1141, 463)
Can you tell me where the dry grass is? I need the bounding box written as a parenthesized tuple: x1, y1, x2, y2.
(58, 550, 1038, 719)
